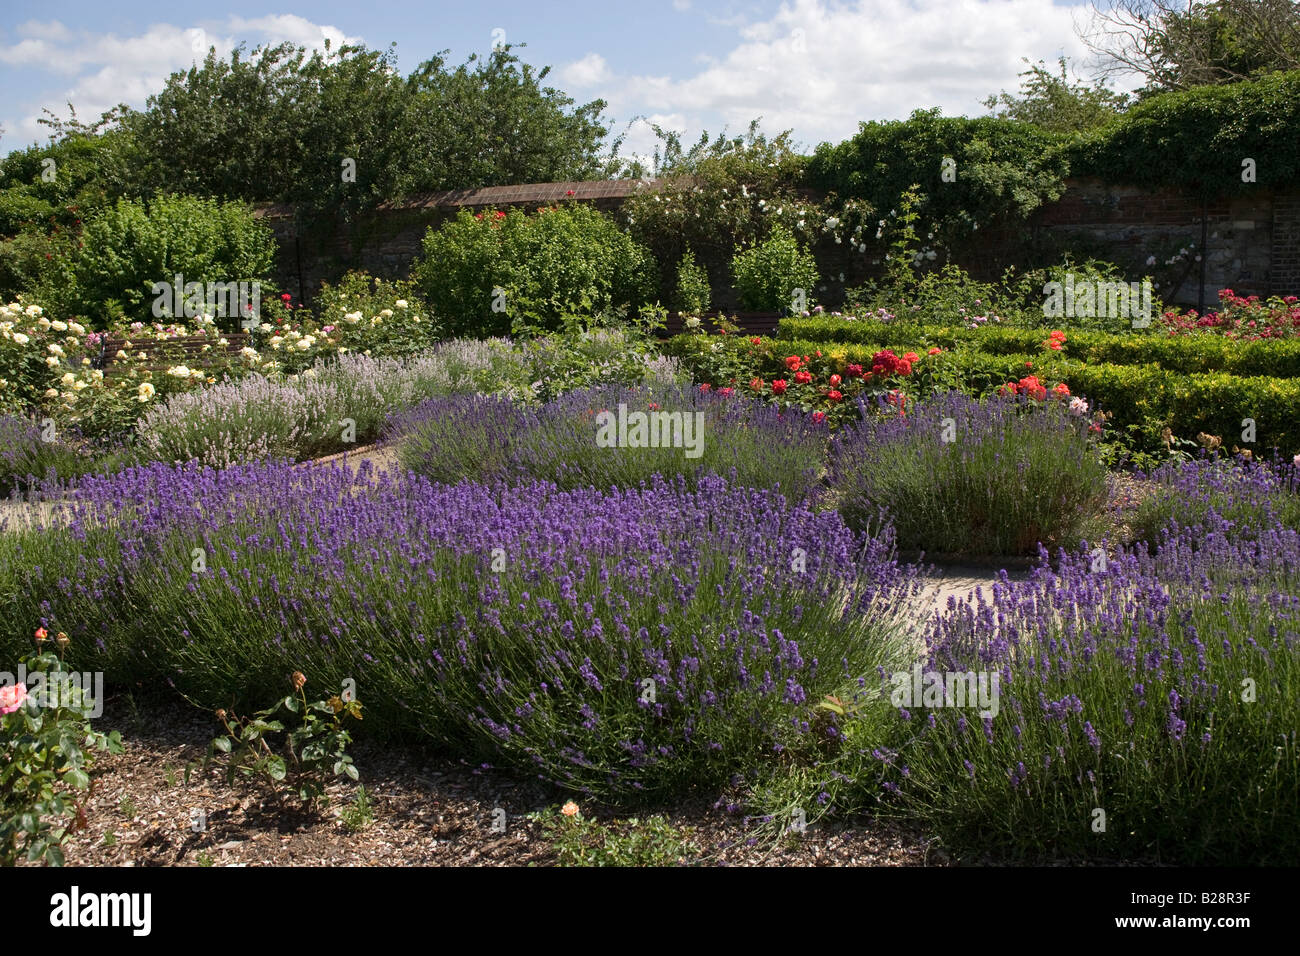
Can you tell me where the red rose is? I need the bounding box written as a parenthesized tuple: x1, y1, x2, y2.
(794, 370, 812, 385)
(281, 293, 292, 302)
(903, 352, 919, 364)
(827, 390, 843, 402)
(751, 337, 762, 346)
(812, 411, 826, 424)
(786, 356, 802, 371)
(928, 347, 941, 355)
(1054, 383, 1070, 397)
(699, 383, 711, 392)
(719, 387, 734, 396)
(829, 374, 841, 387)
(772, 379, 788, 395)
(566, 189, 576, 196)
(846, 364, 863, 378)
(750, 377, 764, 391)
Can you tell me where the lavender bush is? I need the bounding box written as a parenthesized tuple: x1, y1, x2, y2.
(0, 416, 128, 491)
(389, 384, 827, 501)
(1127, 452, 1300, 545)
(764, 492, 1300, 863)
(830, 391, 1110, 557)
(128, 335, 686, 470)
(0, 462, 920, 799)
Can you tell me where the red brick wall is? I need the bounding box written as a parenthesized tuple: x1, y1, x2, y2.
(257, 177, 1300, 310)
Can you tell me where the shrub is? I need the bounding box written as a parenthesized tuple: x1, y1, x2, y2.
(872, 529, 1300, 863)
(70, 194, 277, 328)
(132, 374, 344, 467)
(1, 632, 123, 866)
(0, 416, 121, 491)
(389, 383, 827, 501)
(830, 391, 1109, 556)
(731, 224, 819, 313)
(673, 249, 712, 316)
(617, 123, 862, 306)
(309, 271, 437, 359)
(806, 109, 1068, 249)
(1, 464, 918, 800)
(1126, 453, 1300, 545)
(410, 204, 654, 338)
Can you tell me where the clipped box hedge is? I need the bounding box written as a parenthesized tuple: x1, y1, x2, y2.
(666, 332, 1300, 455)
(778, 317, 1300, 378)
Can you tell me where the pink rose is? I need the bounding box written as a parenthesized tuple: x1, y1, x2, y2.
(0, 683, 27, 715)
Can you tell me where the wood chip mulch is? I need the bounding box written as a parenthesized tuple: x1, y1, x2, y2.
(33, 694, 947, 868)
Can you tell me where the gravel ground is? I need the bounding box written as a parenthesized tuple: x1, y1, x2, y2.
(34, 695, 946, 868)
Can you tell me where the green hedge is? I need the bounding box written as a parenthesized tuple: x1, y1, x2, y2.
(666, 333, 1300, 455)
(779, 317, 1300, 378)
(1066, 71, 1300, 193)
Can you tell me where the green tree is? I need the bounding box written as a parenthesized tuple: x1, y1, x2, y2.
(983, 57, 1131, 132)
(399, 44, 612, 193)
(1079, 0, 1300, 95)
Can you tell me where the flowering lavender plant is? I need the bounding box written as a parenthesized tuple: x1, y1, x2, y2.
(856, 521, 1300, 863)
(830, 391, 1109, 557)
(1, 462, 920, 799)
(389, 383, 827, 501)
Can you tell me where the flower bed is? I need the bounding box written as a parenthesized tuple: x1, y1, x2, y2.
(0, 463, 918, 800)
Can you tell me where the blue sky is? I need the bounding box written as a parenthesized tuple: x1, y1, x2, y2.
(0, 0, 1124, 161)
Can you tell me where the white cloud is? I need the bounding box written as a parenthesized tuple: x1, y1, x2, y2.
(1, 16, 361, 149)
(558, 53, 613, 89)
(672, 0, 693, 10)
(578, 0, 1106, 154)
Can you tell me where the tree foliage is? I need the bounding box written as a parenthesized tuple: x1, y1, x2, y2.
(984, 57, 1131, 133)
(1078, 0, 1300, 95)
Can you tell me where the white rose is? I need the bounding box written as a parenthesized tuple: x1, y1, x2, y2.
(379, 309, 393, 318)
(137, 383, 155, 402)
(24, 305, 43, 317)
(61, 373, 76, 385)
(46, 357, 60, 368)
(394, 300, 408, 309)
(69, 322, 85, 335)
(51, 320, 68, 332)
(12, 333, 28, 345)
(167, 365, 192, 378)
(73, 380, 88, 391)
(47, 344, 65, 356)
(344, 311, 362, 323)
(45, 388, 59, 398)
